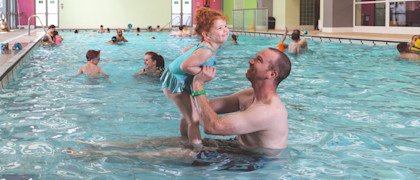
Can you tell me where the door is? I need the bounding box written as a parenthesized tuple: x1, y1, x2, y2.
(172, 0, 192, 27)
(35, 0, 58, 27)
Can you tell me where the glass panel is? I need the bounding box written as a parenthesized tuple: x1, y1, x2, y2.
(355, 3, 385, 26)
(172, 14, 180, 26)
(256, 9, 267, 31)
(356, 0, 385, 2)
(172, 0, 181, 13)
(244, 9, 254, 30)
(182, 14, 191, 26)
(300, 0, 314, 25)
(36, 0, 46, 13)
(233, 10, 244, 31)
(390, 1, 420, 27)
(48, 13, 57, 26)
(48, 0, 57, 13)
(35, 13, 46, 26)
(182, 0, 191, 13)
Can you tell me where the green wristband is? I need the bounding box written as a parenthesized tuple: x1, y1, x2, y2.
(191, 90, 206, 97)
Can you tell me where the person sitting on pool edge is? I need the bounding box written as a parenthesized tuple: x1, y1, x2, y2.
(397, 42, 420, 60)
(72, 50, 110, 79)
(116, 28, 128, 42)
(107, 36, 119, 45)
(67, 48, 291, 166)
(134, 51, 165, 77)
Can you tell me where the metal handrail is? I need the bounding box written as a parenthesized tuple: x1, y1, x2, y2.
(162, 16, 181, 30)
(28, 15, 47, 35)
(184, 16, 192, 27)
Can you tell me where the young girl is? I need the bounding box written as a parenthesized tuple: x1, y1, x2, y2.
(53, 31, 63, 44)
(161, 7, 229, 150)
(134, 52, 165, 76)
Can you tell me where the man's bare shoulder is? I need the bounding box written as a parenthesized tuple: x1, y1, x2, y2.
(234, 88, 254, 97)
(399, 53, 420, 60)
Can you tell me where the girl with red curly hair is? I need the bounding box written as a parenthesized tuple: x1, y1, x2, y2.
(161, 7, 229, 150)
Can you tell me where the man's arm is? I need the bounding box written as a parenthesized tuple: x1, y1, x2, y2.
(193, 66, 270, 135)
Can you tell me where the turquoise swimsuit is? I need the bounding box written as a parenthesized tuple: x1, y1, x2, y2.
(161, 44, 216, 94)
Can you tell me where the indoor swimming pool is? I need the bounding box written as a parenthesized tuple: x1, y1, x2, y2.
(0, 31, 419, 179)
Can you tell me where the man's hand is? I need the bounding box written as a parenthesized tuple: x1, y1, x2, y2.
(194, 66, 216, 85)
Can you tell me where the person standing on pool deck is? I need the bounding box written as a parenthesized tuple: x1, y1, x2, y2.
(161, 7, 229, 150)
(116, 28, 128, 42)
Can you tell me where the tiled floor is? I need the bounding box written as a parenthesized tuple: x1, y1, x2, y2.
(0, 28, 414, 88)
(0, 28, 45, 88)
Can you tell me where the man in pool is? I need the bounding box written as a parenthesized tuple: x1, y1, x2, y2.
(397, 42, 420, 60)
(115, 28, 128, 42)
(68, 48, 291, 165)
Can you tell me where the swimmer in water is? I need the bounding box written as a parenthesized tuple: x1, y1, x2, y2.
(134, 51, 165, 77)
(72, 50, 110, 79)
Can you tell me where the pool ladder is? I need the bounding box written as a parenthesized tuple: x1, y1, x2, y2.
(27, 15, 47, 36)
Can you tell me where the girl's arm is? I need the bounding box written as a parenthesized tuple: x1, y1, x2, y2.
(180, 48, 213, 76)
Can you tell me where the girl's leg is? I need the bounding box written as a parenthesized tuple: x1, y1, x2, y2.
(67, 147, 197, 164)
(75, 137, 189, 149)
(163, 88, 202, 145)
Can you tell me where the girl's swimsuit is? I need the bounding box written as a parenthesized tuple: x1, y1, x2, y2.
(161, 44, 216, 94)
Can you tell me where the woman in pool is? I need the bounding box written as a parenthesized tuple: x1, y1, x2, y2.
(161, 7, 229, 149)
(134, 52, 165, 76)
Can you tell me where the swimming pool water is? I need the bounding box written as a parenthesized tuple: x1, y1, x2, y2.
(0, 31, 419, 179)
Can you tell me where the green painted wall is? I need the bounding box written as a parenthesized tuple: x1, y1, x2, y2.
(59, 0, 171, 29)
(224, 0, 234, 25)
(244, 0, 257, 9)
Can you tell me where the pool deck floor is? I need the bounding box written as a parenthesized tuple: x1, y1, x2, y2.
(0, 28, 414, 88)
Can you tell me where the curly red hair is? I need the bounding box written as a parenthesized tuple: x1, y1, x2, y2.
(194, 7, 227, 37)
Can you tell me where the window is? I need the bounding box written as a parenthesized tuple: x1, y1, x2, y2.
(390, 1, 420, 27)
(300, 0, 314, 25)
(355, 3, 386, 26)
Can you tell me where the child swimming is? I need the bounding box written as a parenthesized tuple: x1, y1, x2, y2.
(53, 31, 63, 44)
(107, 36, 119, 44)
(161, 7, 229, 149)
(72, 50, 110, 78)
(134, 52, 165, 76)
